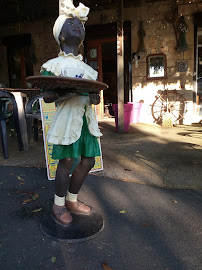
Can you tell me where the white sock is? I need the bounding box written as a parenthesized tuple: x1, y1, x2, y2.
(54, 194, 65, 206)
(66, 191, 78, 202)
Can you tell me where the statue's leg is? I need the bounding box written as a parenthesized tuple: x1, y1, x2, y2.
(53, 158, 74, 225)
(55, 158, 74, 196)
(66, 156, 95, 215)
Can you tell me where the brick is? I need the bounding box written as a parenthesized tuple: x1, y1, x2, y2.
(178, 4, 198, 15)
(168, 67, 176, 74)
(197, 3, 202, 11)
(167, 52, 185, 61)
(168, 46, 177, 53)
(146, 28, 157, 36)
(132, 63, 147, 77)
(150, 48, 158, 54)
(158, 3, 174, 13)
(145, 21, 162, 30)
(183, 47, 194, 59)
(161, 47, 169, 54)
(166, 39, 178, 46)
(131, 76, 144, 85)
(167, 60, 176, 67)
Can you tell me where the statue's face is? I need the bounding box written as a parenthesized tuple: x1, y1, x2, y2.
(59, 17, 85, 48)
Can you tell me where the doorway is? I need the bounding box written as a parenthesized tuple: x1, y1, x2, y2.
(2, 34, 34, 89)
(85, 22, 131, 118)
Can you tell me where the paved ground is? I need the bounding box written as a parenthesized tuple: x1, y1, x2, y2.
(0, 120, 202, 269)
(0, 119, 202, 189)
(0, 166, 202, 270)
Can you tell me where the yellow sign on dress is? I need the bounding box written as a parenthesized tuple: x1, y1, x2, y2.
(39, 98, 103, 180)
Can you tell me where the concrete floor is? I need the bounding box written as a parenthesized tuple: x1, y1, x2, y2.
(0, 119, 202, 189)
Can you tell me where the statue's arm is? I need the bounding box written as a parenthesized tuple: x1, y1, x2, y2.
(41, 70, 77, 103)
(89, 92, 101, 105)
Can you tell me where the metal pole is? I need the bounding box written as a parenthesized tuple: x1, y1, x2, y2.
(117, 0, 124, 133)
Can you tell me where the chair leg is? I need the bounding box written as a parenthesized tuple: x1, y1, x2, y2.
(27, 118, 33, 143)
(0, 120, 9, 159)
(33, 118, 38, 141)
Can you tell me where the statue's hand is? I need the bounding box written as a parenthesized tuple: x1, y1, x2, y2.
(89, 93, 100, 105)
(43, 91, 77, 103)
(43, 91, 59, 103)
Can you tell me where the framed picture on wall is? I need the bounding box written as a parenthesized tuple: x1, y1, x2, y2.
(147, 53, 167, 79)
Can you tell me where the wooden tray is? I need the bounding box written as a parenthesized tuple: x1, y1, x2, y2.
(26, 76, 108, 93)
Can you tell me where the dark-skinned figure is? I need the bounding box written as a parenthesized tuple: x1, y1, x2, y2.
(40, 0, 102, 225)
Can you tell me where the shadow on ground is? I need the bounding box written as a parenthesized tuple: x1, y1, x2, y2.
(0, 166, 201, 270)
(0, 119, 202, 189)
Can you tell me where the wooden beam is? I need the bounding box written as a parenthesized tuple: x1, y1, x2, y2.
(59, 0, 62, 15)
(117, 0, 124, 133)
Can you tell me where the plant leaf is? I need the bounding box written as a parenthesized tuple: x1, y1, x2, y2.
(23, 198, 32, 203)
(17, 176, 24, 181)
(32, 194, 39, 200)
(51, 257, 56, 263)
(171, 199, 177, 204)
(102, 262, 112, 270)
(141, 222, 150, 228)
(119, 210, 126, 214)
(32, 208, 42, 213)
(16, 191, 28, 194)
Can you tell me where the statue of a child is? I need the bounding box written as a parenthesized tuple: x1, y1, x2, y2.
(40, 0, 102, 225)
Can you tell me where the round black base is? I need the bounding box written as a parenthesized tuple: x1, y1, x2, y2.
(40, 208, 104, 243)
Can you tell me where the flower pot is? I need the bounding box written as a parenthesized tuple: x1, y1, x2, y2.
(112, 103, 133, 132)
(127, 102, 142, 123)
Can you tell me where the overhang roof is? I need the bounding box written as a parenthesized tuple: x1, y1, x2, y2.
(0, 0, 171, 25)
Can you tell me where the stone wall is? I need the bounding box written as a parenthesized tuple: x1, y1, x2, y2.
(124, 0, 201, 124)
(87, 0, 202, 124)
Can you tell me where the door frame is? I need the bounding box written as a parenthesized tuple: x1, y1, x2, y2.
(84, 22, 132, 118)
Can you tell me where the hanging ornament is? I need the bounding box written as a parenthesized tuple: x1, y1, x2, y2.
(178, 15, 188, 52)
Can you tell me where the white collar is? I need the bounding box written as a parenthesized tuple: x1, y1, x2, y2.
(58, 51, 83, 61)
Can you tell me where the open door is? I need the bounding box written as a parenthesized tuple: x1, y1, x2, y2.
(85, 22, 131, 119)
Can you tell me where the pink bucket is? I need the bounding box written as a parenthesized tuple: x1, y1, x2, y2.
(127, 102, 142, 123)
(112, 104, 133, 132)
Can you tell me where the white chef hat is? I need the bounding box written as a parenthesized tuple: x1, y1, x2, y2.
(53, 0, 90, 45)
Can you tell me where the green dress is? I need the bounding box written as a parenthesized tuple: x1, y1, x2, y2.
(42, 70, 101, 160)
